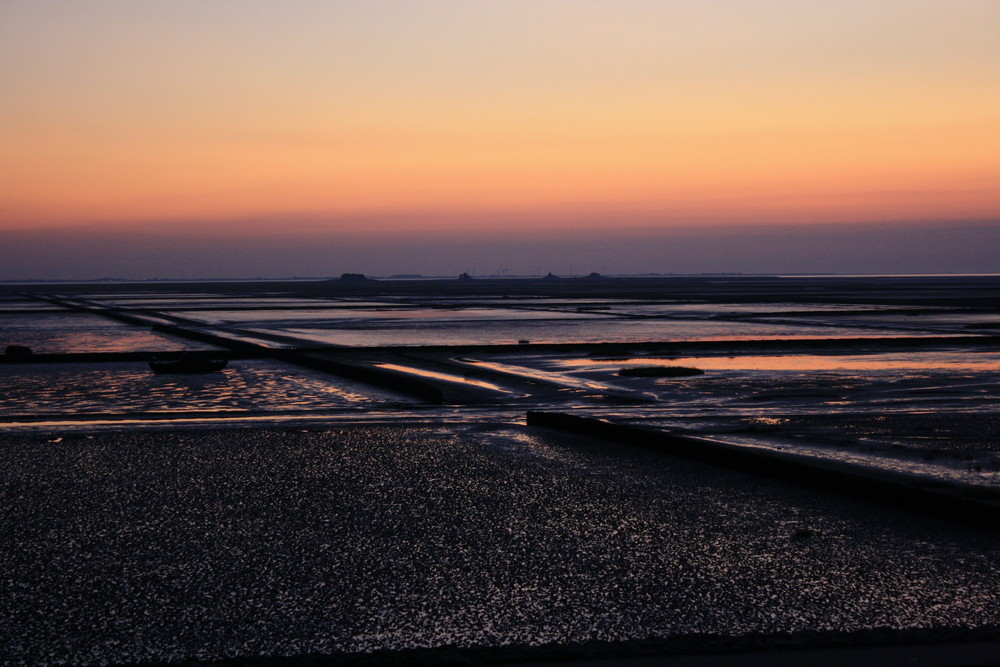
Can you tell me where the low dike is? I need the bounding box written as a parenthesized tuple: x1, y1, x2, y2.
(527, 411, 1000, 532)
(15, 296, 446, 405)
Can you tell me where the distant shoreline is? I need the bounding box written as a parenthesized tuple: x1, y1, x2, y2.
(6, 272, 1000, 285)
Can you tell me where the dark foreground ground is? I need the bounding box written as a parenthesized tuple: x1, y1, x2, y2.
(1, 423, 998, 665)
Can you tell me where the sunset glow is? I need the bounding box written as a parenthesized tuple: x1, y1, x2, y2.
(2, 1, 998, 278)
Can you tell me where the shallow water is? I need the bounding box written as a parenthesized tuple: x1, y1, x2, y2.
(3, 279, 1000, 664)
(375, 362, 516, 393)
(1, 312, 212, 353)
(278, 318, 935, 347)
(458, 348, 1000, 487)
(180, 306, 600, 325)
(560, 350, 1000, 372)
(3, 281, 999, 491)
(0, 360, 411, 417)
(107, 292, 982, 347)
(536, 349, 1000, 417)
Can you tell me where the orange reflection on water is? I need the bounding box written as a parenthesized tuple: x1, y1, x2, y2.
(460, 359, 608, 391)
(563, 353, 1000, 373)
(375, 363, 513, 393)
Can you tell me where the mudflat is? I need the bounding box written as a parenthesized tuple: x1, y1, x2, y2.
(1, 423, 998, 665)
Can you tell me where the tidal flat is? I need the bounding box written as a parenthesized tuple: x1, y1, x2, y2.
(2, 275, 1000, 664)
(2, 424, 999, 665)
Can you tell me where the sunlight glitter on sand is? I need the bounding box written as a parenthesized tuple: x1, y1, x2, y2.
(2, 425, 998, 664)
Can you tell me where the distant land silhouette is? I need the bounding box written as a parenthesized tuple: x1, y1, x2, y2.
(1, 219, 997, 282)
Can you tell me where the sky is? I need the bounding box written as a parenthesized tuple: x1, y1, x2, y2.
(1, 0, 998, 279)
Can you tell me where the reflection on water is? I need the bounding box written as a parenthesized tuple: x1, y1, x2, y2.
(279, 319, 933, 347)
(580, 302, 898, 317)
(113, 293, 978, 348)
(7, 291, 984, 354)
(481, 348, 1000, 424)
(610, 369, 1000, 417)
(1, 312, 213, 353)
(375, 363, 513, 393)
(459, 358, 609, 392)
(799, 312, 1000, 332)
(0, 360, 409, 416)
(95, 296, 328, 309)
(4, 284, 999, 491)
(560, 351, 1000, 372)
(182, 306, 598, 326)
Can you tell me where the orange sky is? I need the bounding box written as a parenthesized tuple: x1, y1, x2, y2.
(1, 1, 999, 239)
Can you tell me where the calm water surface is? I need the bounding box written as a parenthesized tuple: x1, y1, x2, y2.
(0, 360, 412, 416)
(3, 285, 998, 487)
(2, 312, 213, 353)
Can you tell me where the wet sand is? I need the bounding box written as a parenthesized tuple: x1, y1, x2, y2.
(3, 276, 1000, 664)
(1, 423, 998, 665)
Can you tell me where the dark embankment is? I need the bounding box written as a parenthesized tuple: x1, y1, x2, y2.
(120, 625, 1000, 667)
(273, 352, 444, 404)
(526, 412, 1000, 532)
(618, 365, 704, 377)
(12, 295, 445, 404)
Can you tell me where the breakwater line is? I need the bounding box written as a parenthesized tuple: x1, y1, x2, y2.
(526, 411, 1000, 532)
(21, 293, 446, 404)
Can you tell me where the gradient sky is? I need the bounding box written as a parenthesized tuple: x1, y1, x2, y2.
(2, 1, 998, 279)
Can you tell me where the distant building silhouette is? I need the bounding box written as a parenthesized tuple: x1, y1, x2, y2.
(339, 273, 371, 282)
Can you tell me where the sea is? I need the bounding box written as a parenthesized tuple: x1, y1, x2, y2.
(2, 274, 1000, 664)
(2, 274, 999, 489)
